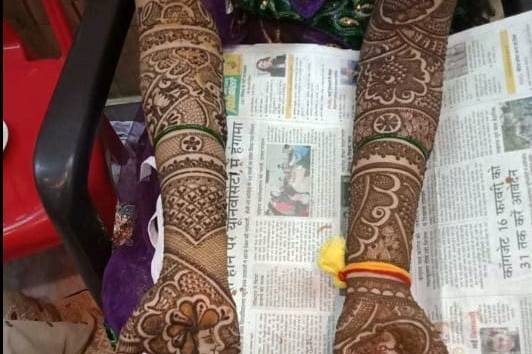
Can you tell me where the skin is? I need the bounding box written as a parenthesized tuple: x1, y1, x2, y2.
(334, 0, 457, 353)
(116, 0, 240, 353)
(117, 0, 456, 352)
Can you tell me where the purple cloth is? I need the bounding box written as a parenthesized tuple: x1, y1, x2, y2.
(102, 128, 160, 334)
(200, 0, 346, 47)
(290, 0, 326, 18)
(201, 0, 246, 45)
(113, 114, 148, 205)
(242, 17, 347, 47)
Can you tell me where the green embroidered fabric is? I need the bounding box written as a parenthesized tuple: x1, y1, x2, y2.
(238, 0, 373, 49)
(235, 0, 492, 49)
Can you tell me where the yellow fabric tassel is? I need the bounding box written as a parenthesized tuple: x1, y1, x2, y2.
(317, 236, 347, 288)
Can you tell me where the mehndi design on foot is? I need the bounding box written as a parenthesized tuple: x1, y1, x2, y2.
(335, 0, 457, 353)
(116, 0, 240, 353)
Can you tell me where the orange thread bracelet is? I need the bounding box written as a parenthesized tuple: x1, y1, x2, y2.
(317, 237, 412, 288)
(338, 261, 412, 287)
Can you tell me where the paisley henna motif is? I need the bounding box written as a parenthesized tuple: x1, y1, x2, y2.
(117, 0, 240, 353)
(348, 161, 422, 270)
(336, 0, 456, 353)
(356, 0, 455, 153)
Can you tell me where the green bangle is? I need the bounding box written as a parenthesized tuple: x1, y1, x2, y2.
(104, 323, 118, 349)
(354, 133, 429, 159)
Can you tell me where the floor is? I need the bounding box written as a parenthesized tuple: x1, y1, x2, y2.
(3, 246, 115, 352)
(3, 245, 84, 305)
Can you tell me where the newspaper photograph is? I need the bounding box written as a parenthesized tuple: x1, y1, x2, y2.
(224, 44, 358, 124)
(263, 143, 311, 217)
(225, 12, 532, 354)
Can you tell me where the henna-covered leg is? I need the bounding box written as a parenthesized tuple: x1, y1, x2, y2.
(334, 1, 457, 353)
(116, 0, 240, 353)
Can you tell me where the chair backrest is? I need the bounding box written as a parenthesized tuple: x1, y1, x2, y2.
(3, 0, 116, 265)
(3, 0, 72, 261)
(32, 0, 133, 306)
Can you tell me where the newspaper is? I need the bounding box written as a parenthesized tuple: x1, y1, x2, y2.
(224, 12, 532, 354)
(224, 44, 357, 353)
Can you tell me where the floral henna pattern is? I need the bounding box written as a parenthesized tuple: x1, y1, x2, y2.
(355, 108, 437, 153)
(337, 0, 456, 353)
(137, 0, 226, 142)
(356, 0, 455, 152)
(335, 279, 448, 354)
(117, 0, 240, 352)
(361, 48, 431, 106)
(118, 256, 240, 354)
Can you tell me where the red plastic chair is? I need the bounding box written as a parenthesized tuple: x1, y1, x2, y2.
(2, 0, 116, 262)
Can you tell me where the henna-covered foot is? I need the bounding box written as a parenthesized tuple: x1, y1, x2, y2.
(335, 279, 447, 354)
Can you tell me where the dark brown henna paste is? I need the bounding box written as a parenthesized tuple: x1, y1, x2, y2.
(335, 1, 457, 353)
(116, 0, 240, 353)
